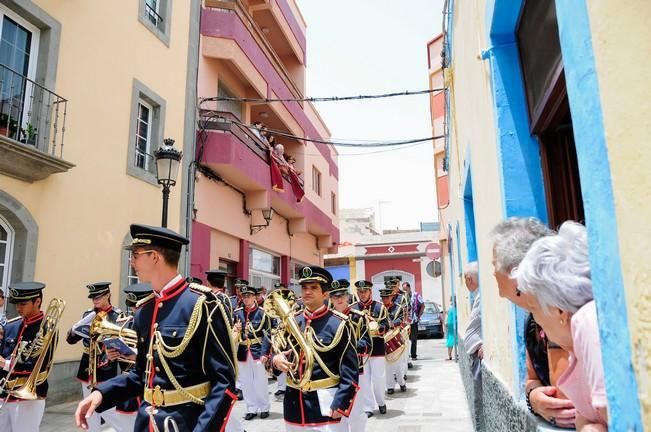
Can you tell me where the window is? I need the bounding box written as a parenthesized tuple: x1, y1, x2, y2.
(135, 101, 153, 170)
(128, 79, 166, 185)
(289, 259, 308, 295)
(0, 215, 14, 299)
(0, 7, 40, 142)
(312, 166, 322, 196)
(216, 82, 243, 121)
(249, 247, 280, 290)
(127, 252, 139, 286)
(138, 0, 171, 46)
(331, 192, 337, 215)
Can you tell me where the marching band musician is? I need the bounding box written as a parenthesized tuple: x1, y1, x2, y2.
(329, 279, 371, 431)
(351, 280, 389, 417)
(233, 285, 271, 420)
(75, 224, 238, 431)
(381, 287, 407, 394)
(67, 281, 135, 432)
(205, 269, 235, 324)
(272, 282, 288, 398)
(388, 279, 410, 383)
(0, 282, 53, 432)
(272, 265, 359, 432)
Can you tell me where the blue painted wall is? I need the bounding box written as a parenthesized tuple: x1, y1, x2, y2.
(554, 1, 642, 428)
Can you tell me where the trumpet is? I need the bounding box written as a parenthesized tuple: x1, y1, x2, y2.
(263, 288, 314, 389)
(88, 311, 137, 388)
(0, 298, 66, 408)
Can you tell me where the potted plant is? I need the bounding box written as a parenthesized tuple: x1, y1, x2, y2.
(20, 122, 37, 145)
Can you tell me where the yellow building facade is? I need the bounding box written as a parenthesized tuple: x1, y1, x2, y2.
(0, 0, 199, 402)
(435, 0, 650, 429)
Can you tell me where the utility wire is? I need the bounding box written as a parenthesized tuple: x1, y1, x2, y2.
(229, 118, 444, 147)
(200, 87, 446, 104)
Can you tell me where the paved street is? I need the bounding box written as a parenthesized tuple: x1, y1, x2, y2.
(41, 338, 472, 432)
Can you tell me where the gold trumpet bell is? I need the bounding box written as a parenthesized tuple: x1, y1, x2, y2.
(91, 312, 137, 347)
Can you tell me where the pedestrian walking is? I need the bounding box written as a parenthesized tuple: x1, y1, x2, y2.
(445, 297, 457, 360)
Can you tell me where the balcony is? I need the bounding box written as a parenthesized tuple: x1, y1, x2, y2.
(198, 109, 338, 243)
(0, 63, 73, 182)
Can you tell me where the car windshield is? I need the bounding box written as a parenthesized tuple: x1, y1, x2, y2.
(423, 303, 439, 314)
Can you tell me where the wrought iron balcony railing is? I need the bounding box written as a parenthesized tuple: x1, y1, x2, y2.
(0, 63, 68, 159)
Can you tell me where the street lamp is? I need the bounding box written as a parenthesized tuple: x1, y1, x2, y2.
(154, 138, 182, 228)
(250, 208, 274, 235)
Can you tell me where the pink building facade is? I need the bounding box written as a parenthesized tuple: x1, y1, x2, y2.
(192, 0, 339, 292)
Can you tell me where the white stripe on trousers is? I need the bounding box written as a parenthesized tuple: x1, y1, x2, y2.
(363, 356, 386, 411)
(239, 354, 270, 413)
(81, 384, 136, 432)
(0, 399, 45, 432)
(386, 349, 407, 389)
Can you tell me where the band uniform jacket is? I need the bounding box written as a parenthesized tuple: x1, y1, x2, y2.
(392, 293, 409, 326)
(274, 304, 359, 426)
(0, 311, 55, 400)
(344, 306, 373, 373)
(66, 306, 122, 384)
(213, 291, 234, 326)
(385, 302, 404, 329)
(95, 278, 238, 432)
(351, 300, 389, 357)
(233, 304, 271, 361)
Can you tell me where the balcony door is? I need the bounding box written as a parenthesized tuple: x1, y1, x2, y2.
(0, 215, 14, 306)
(0, 5, 39, 141)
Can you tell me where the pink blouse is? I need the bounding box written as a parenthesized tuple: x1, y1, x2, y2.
(557, 300, 608, 425)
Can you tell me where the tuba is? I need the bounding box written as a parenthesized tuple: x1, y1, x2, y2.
(263, 288, 314, 389)
(0, 298, 66, 407)
(87, 311, 138, 387)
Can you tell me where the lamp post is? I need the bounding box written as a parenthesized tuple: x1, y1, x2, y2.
(154, 138, 182, 228)
(250, 208, 274, 235)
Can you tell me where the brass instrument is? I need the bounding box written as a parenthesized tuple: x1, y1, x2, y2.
(88, 311, 138, 388)
(263, 288, 314, 389)
(0, 298, 66, 407)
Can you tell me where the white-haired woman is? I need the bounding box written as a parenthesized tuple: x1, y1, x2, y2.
(516, 221, 607, 431)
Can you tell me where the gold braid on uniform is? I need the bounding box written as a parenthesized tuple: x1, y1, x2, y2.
(337, 321, 357, 378)
(198, 286, 239, 381)
(154, 295, 206, 405)
(305, 319, 349, 380)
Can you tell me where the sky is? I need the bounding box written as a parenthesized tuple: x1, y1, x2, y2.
(297, 0, 445, 231)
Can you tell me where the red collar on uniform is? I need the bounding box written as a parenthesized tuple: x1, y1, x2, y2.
(360, 298, 373, 308)
(24, 311, 44, 325)
(342, 306, 351, 315)
(157, 278, 187, 302)
(245, 304, 258, 313)
(304, 304, 328, 320)
(95, 305, 113, 314)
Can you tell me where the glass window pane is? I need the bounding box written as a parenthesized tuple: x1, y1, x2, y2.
(0, 243, 5, 259)
(139, 103, 150, 122)
(138, 121, 148, 138)
(2, 19, 17, 47)
(0, 226, 6, 241)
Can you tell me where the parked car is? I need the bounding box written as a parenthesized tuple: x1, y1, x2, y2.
(417, 301, 444, 339)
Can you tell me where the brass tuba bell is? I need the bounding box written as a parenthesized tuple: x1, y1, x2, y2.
(87, 311, 138, 387)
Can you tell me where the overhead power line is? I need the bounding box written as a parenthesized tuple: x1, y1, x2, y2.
(228, 118, 444, 147)
(200, 87, 446, 104)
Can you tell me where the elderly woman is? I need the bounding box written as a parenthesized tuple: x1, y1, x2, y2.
(516, 221, 607, 431)
(490, 217, 576, 428)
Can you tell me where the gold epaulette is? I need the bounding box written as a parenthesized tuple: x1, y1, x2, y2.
(135, 293, 155, 308)
(331, 310, 349, 320)
(189, 282, 213, 294)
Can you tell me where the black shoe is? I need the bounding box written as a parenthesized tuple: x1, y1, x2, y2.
(407, 362, 413, 369)
(400, 384, 407, 392)
(379, 405, 387, 414)
(274, 390, 285, 396)
(244, 413, 257, 420)
(260, 411, 269, 419)
(403, 374, 407, 381)
(237, 389, 244, 401)
(366, 411, 374, 418)
(387, 388, 394, 395)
